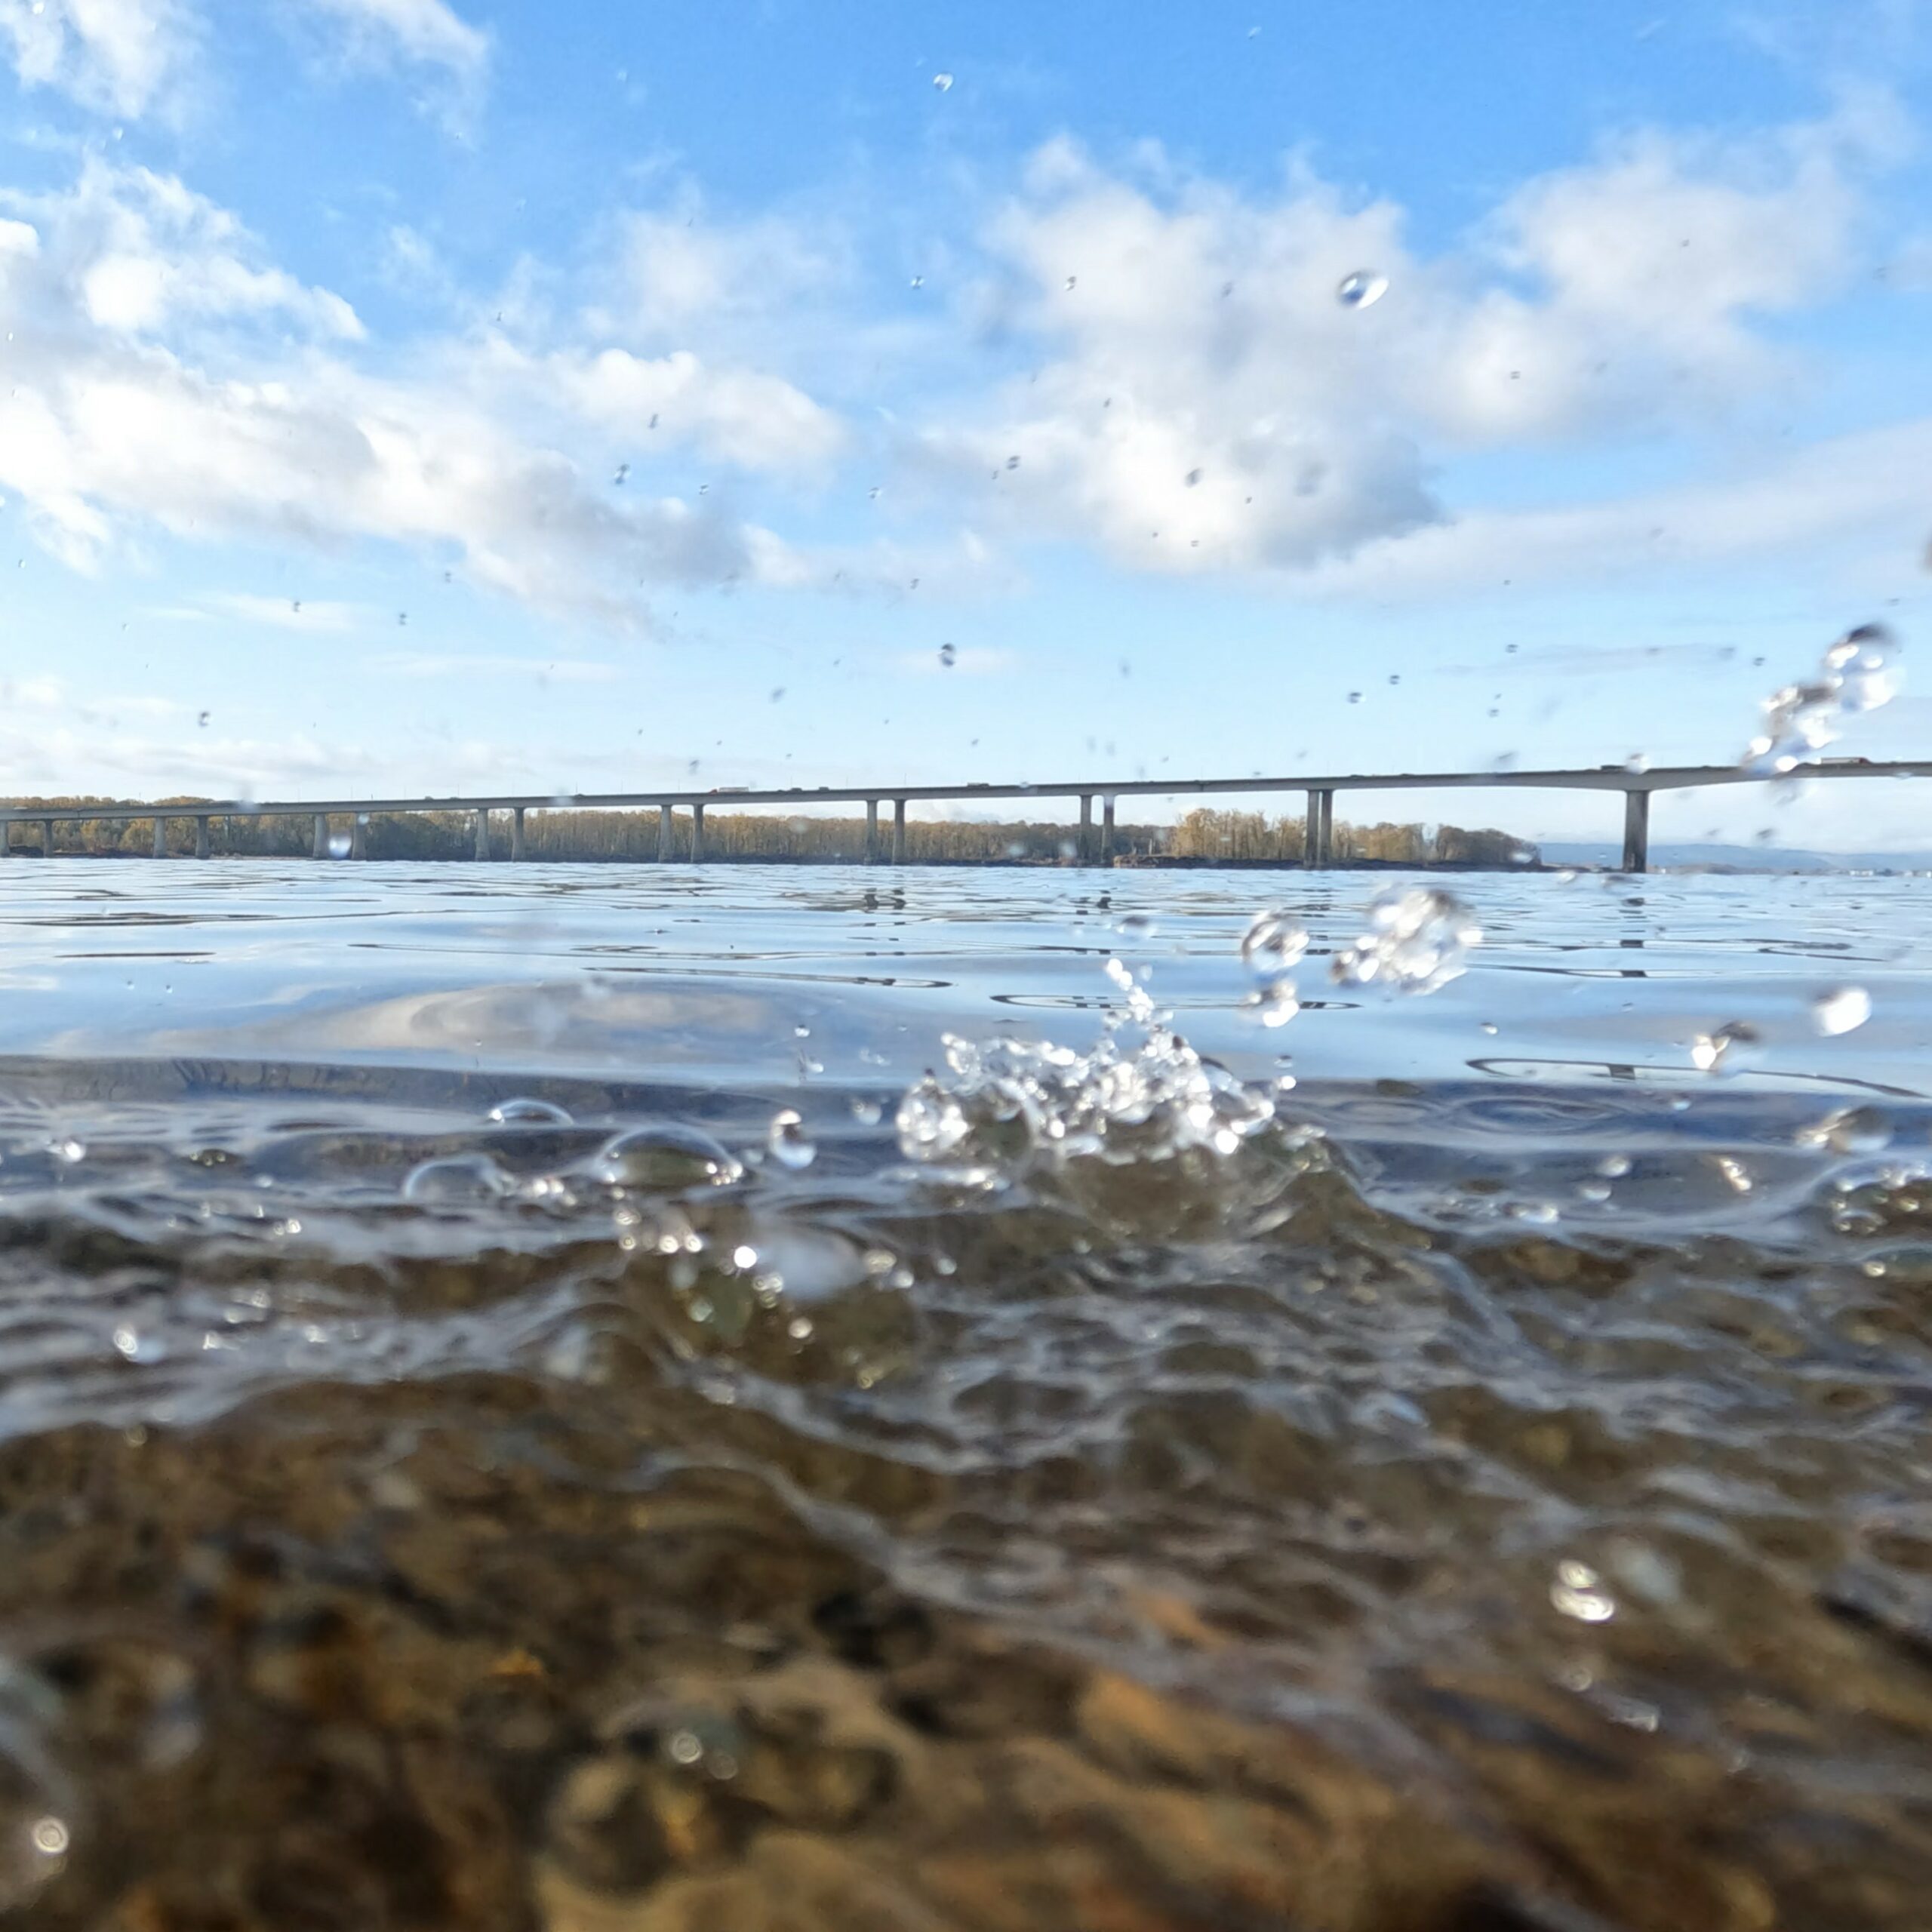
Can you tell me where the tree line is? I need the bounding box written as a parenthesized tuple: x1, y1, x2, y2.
(1, 798, 1534, 866)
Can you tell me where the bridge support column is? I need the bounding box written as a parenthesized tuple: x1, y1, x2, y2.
(657, 804, 674, 861)
(1078, 793, 1093, 863)
(690, 804, 706, 862)
(865, 800, 879, 864)
(1305, 789, 1335, 868)
(1100, 795, 1115, 863)
(40, 820, 54, 858)
(472, 810, 491, 861)
(1621, 790, 1650, 875)
(152, 816, 168, 859)
(195, 817, 211, 860)
(891, 799, 907, 865)
(511, 808, 526, 861)
(312, 814, 330, 860)
(349, 816, 367, 861)
(0, 824, 10, 857)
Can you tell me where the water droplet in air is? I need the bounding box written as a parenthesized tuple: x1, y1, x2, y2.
(1184, 468, 1202, 488)
(1811, 986, 1871, 1035)
(613, 463, 629, 485)
(1741, 623, 1901, 774)
(1005, 454, 1020, 471)
(909, 275, 924, 289)
(1551, 1559, 1617, 1623)
(1624, 752, 1650, 774)
(767, 1109, 817, 1170)
(488, 1097, 574, 1126)
(1241, 910, 1309, 986)
(1331, 889, 1480, 995)
(1690, 1021, 1762, 1076)
(932, 72, 953, 91)
(1337, 270, 1389, 309)
(197, 711, 210, 728)
(1064, 275, 1077, 291)
(939, 642, 957, 668)
(1802, 1106, 1892, 1155)
(327, 832, 352, 859)
(1347, 691, 1362, 704)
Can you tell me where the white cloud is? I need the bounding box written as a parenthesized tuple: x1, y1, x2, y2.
(367, 651, 624, 683)
(528, 344, 844, 474)
(607, 205, 843, 343)
(915, 105, 1898, 577)
(0, 0, 192, 118)
(208, 592, 367, 630)
(293, 0, 488, 88)
(7, 162, 365, 341)
(1290, 414, 1932, 601)
(0, 160, 810, 625)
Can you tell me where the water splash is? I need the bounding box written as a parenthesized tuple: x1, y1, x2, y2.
(894, 958, 1281, 1182)
(1741, 623, 1901, 776)
(1331, 888, 1480, 995)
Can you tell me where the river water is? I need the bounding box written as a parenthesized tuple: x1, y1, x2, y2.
(0, 859, 1928, 1930)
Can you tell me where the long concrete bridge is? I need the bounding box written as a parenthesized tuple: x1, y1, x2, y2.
(2, 758, 1926, 874)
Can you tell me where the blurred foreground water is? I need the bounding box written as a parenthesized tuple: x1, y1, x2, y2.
(0, 860, 1928, 1930)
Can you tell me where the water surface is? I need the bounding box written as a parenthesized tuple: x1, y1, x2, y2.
(0, 860, 1927, 1931)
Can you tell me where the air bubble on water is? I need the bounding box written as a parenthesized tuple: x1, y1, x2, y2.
(327, 832, 352, 859)
(1337, 270, 1389, 308)
(1596, 1153, 1633, 1178)
(932, 71, 953, 90)
(48, 1139, 85, 1166)
(767, 1109, 817, 1171)
(849, 1096, 884, 1126)
(1331, 888, 1480, 995)
(1241, 910, 1309, 986)
(939, 642, 957, 668)
(1114, 912, 1156, 940)
(488, 1097, 574, 1126)
(598, 1124, 743, 1190)
(112, 1323, 167, 1364)
(1810, 986, 1871, 1036)
(1690, 1021, 1762, 1076)
(402, 1154, 514, 1204)
(1550, 1559, 1617, 1623)
(1712, 1155, 1752, 1195)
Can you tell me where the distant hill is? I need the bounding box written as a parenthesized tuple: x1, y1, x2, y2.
(1540, 841, 1932, 874)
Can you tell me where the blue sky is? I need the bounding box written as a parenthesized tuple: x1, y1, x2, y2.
(2, 0, 1930, 847)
